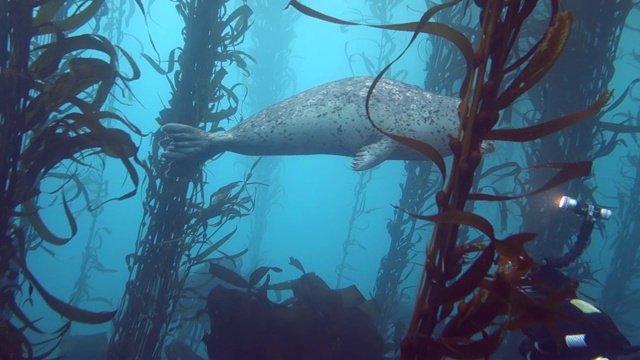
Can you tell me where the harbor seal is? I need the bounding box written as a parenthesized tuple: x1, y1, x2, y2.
(161, 77, 494, 170)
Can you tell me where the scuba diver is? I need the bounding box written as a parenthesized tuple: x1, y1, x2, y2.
(519, 196, 640, 360)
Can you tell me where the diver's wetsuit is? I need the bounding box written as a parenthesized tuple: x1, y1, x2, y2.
(519, 265, 635, 360)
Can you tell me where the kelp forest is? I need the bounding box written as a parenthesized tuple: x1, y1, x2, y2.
(1, 0, 639, 360)
(243, 0, 297, 271)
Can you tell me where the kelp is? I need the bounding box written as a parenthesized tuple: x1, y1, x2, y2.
(245, 157, 284, 269)
(513, 0, 636, 266)
(243, 0, 296, 270)
(204, 270, 383, 360)
(69, 173, 115, 308)
(164, 260, 292, 355)
(67, 0, 132, 315)
(488, 5, 637, 354)
(58, 332, 109, 360)
(289, 1, 612, 358)
(108, 0, 255, 358)
(599, 47, 640, 338)
(337, 3, 423, 345)
(336, 170, 376, 288)
(373, 160, 439, 353)
(373, 4, 471, 352)
(403, 3, 604, 357)
(339, 3, 432, 346)
(190, 161, 262, 231)
(344, 0, 407, 81)
(1, 0, 140, 357)
(601, 155, 640, 332)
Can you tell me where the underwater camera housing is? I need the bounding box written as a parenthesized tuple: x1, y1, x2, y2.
(558, 195, 612, 220)
(544, 196, 612, 269)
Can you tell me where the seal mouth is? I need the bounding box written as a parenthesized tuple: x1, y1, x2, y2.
(480, 140, 496, 154)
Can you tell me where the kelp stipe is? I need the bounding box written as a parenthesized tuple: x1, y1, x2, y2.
(492, 2, 638, 355)
(513, 0, 637, 260)
(1, 0, 140, 357)
(69, 0, 136, 312)
(400, 2, 610, 358)
(336, 170, 376, 289)
(338, 3, 425, 342)
(344, 0, 408, 81)
(373, 4, 474, 350)
(288, 1, 612, 358)
(108, 1, 255, 358)
(373, 160, 439, 352)
(601, 153, 640, 335)
(598, 9, 640, 334)
(340, 2, 416, 339)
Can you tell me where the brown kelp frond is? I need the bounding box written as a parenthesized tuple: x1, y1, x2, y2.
(21, 196, 76, 246)
(468, 161, 593, 202)
(152, 1, 254, 180)
(343, 0, 406, 79)
(403, 2, 610, 358)
(207, 263, 282, 291)
(19, 30, 142, 211)
(488, 90, 613, 142)
(46, 172, 91, 205)
(289, 256, 306, 275)
(292, 1, 614, 359)
(16, 110, 140, 210)
(601, 78, 640, 112)
(161, 2, 253, 128)
(204, 272, 383, 359)
(9, 227, 116, 325)
(1, 2, 141, 356)
(286, 1, 474, 170)
(495, 11, 573, 110)
(189, 159, 263, 231)
(248, 266, 282, 289)
(192, 227, 238, 265)
(598, 117, 640, 135)
(20, 264, 116, 324)
(0, 322, 32, 358)
(220, 5, 253, 46)
(33, 0, 106, 35)
(141, 48, 179, 76)
(29, 33, 140, 114)
(287, 0, 474, 85)
(181, 160, 262, 267)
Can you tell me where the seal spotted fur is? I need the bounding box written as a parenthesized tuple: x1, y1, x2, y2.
(161, 77, 493, 170)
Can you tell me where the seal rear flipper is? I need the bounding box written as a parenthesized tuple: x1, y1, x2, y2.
(351, 137, 398, 171)
(161, 123, 221, 161)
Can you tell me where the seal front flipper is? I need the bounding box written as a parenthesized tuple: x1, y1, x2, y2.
(351, 137, 398, 171)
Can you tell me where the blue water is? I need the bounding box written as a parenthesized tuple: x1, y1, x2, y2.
(17, 0, 640, 357)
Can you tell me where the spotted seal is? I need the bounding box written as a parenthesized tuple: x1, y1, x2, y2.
(161, 76, 494, 170)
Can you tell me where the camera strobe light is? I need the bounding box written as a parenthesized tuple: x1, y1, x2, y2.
(558, 196, 578, 210)
(557, 195, 612, 220)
